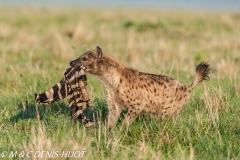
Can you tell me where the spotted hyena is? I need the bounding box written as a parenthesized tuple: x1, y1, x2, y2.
(70, 46, 211, 129)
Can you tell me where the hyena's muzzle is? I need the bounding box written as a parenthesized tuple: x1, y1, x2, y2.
(70, 59, 80, 68)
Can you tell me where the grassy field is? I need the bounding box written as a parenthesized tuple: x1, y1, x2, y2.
(0, 7, 240, 159)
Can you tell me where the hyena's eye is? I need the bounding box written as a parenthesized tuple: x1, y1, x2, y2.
(82, 57, 88, 61)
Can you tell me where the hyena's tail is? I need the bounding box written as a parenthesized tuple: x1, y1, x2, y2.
(188, 62, 211, 90)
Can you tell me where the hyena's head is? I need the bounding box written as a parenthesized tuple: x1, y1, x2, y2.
(70, 46, 103, 74)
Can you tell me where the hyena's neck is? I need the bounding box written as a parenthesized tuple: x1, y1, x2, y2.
(96, 68, 121, 91)
(94, 56, 124, 91)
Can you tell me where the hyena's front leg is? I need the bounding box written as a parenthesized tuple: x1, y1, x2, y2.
(106, 92, 121, 130)
(122, 104, 144, 127)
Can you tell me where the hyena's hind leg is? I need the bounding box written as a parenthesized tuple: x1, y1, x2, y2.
(122, 104, 144, 128)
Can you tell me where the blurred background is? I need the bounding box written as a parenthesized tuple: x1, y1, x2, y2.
(0, 0, 240, 11)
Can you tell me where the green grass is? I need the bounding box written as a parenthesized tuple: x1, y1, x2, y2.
(0, 7, 240, 159)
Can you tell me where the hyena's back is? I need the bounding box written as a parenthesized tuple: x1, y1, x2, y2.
(116, 69, 191, 117)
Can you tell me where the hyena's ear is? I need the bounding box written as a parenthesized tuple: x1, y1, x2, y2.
(96, 46, 103, 59)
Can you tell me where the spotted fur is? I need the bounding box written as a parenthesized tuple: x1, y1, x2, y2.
(70, 46, 211, 129)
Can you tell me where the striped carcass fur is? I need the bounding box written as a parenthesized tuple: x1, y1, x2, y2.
(35, 66, 94, 127)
